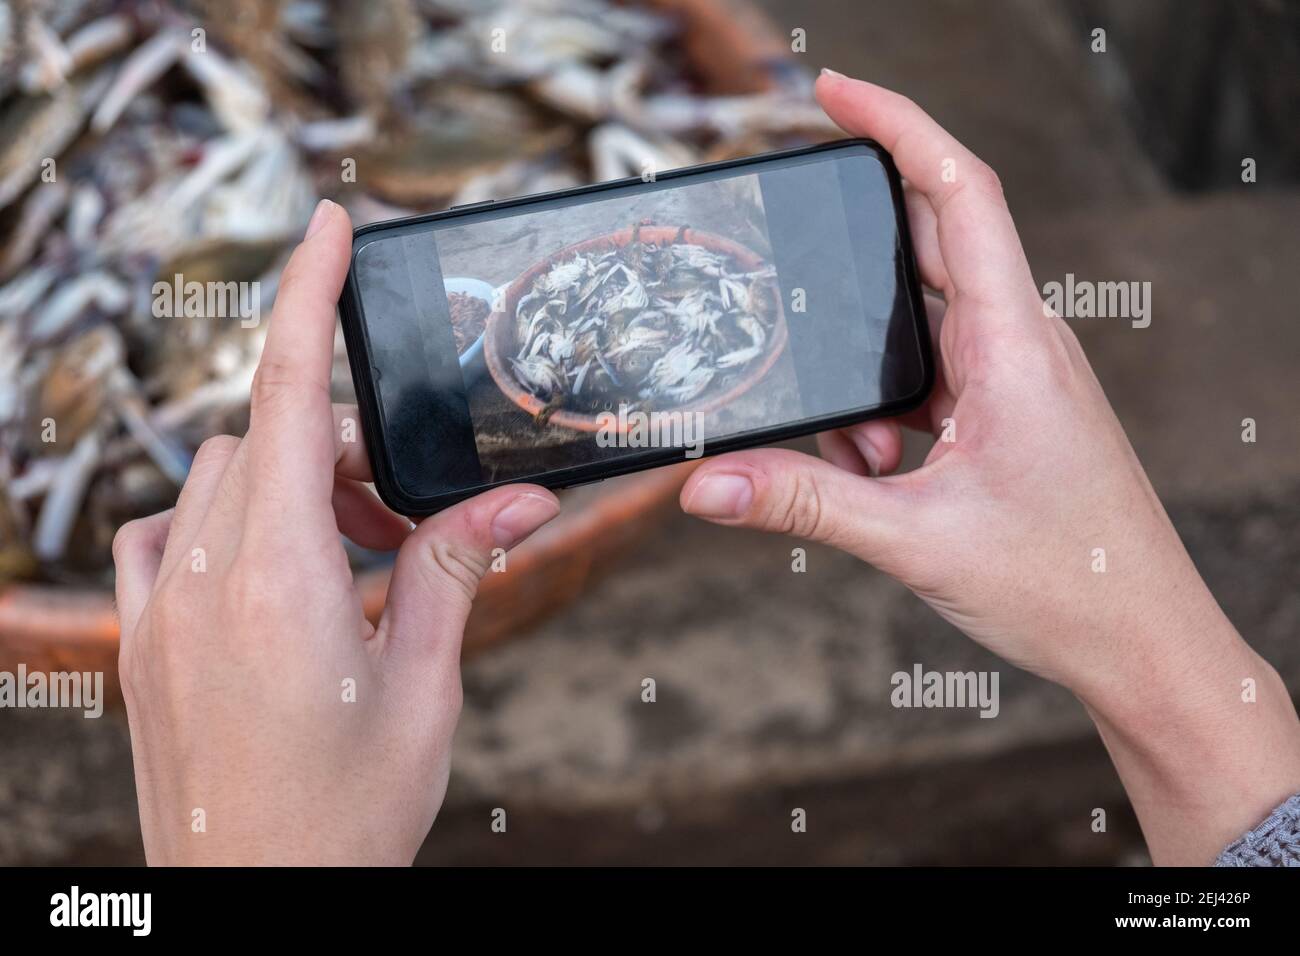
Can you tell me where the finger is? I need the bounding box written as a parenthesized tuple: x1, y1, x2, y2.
(815, 418, 903, 477)
(903, 183, 949, 294)
(332, 404, 373, 482)
(376, 485, 560, 673)
(333, 477, 411, 551)
(922, 292, 959, 428)
(157, 434, 240, 577)
(816, 430, 871, 476)
(680, 448, 907, 568)
(881, 292, 955, 435)
(816, 71, 1036, 315)
(847, 419, 903, 476)
(826, 294, 954, 457)
(112, 509, 173, 638)
(244, 199, 352, 530)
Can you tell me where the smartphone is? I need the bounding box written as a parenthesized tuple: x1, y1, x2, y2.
(339, 138, 933, 515)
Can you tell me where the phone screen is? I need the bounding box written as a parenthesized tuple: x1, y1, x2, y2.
(347, 142, 929, 505)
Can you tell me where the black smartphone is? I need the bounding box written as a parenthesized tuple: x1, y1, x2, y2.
(339, 138, 933, 515)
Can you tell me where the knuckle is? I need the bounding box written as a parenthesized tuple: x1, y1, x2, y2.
(250, 360, 327, 418)
(764, 470, 829, 541)
(969, 159, 1005, 199)
(250, 358, 301, 408)
(277, 254, 312, 295)
(427, 537, 488, 600)
(111, 519, 144, 565)
(891, 90, 921, 116)
(194, 434, 238, 465)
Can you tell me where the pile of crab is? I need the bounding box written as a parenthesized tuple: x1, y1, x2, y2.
(509, 225, 780, 419)
(0, 0, 835, 583)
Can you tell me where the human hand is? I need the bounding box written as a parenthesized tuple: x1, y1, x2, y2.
(112, 200, 560, 865)
(680, 72, 1300, 863)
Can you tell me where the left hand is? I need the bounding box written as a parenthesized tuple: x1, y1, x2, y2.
(112, 200, 560, 864)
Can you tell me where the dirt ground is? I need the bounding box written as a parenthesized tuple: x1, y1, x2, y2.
(3, 0, 1298, 865)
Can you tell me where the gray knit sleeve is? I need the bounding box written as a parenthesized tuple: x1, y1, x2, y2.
(1215, 793, 1300, 866)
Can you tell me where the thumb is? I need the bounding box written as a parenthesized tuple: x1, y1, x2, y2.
(680, 448, 906, 566)
(377, 485, 560, 672)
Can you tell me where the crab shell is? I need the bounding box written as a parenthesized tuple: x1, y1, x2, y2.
(485, 225, 788, 433)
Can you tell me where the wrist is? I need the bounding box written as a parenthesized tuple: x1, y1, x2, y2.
(1077, 602, 1300, 863)
(1077, 598, 1255, 739)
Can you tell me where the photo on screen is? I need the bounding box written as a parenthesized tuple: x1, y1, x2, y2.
(428, 173, 801, 481)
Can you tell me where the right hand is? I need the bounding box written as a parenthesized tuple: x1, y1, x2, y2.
(683, 71, 1203, 693)
(680, 73, 1300, 864)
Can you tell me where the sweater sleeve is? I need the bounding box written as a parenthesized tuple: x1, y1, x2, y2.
(1215, 793, 1300, 866)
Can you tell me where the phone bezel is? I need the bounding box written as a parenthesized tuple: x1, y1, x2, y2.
(338, 137, 935, 515)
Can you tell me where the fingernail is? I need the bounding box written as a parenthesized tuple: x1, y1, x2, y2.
(684, 473, 753, 519)
(861, 441, 883, 478)
(491, 493, 560, 549)
(820, 67, 845, 79)
(304, 199, 334, 240)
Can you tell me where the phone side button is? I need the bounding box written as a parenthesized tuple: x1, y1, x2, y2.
(449, 199, 495, 211)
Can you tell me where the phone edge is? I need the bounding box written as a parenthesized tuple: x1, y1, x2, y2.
(337, 137, 935, 517)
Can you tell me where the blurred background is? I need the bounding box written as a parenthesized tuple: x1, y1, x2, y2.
(1, 0, 1298, 865)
